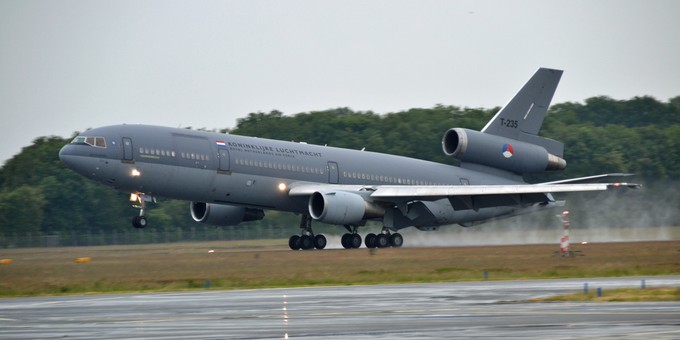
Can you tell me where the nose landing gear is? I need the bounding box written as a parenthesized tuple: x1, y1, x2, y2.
(130, 193, 155, 229)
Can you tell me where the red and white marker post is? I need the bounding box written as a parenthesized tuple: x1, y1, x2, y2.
(556, 210, 570, 257)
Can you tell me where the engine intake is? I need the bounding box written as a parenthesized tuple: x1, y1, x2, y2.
(308, 191, 385, 225)
(190, 202, 264, 226)
(442, 128, 566, 173)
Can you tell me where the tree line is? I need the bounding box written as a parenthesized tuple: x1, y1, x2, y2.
(1, 95, 678, 238)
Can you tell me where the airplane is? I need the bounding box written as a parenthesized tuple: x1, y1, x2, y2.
(59, 68, 640, 250)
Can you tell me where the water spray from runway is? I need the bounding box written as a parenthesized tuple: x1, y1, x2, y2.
(400, 180, 679, 247)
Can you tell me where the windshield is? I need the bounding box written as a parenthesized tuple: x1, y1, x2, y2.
(71, 136, 107, 148)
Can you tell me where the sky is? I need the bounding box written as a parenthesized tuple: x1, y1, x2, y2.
(1, 0, 678, 165)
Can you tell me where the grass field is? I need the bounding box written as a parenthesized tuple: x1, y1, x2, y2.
(0, 240, 679, 297)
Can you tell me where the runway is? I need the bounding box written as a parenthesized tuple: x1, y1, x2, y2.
(1, 276, 679, 339)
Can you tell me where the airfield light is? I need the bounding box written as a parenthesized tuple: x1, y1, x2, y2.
(278, 182, 287, 192)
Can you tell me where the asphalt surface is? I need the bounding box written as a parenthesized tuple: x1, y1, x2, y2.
(1, 276, 679, 339)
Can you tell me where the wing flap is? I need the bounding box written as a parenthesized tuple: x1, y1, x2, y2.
(448, 192, 548, 211)
(540, 173, 635, 185)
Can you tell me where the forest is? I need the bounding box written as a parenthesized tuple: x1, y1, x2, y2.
(1, 95, 679, 244)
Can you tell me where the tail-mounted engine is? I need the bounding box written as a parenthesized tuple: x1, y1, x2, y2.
(442, 128, 566, 174)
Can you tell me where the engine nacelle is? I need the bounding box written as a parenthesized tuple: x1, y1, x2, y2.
(308, 191, 385, 225)
(442, 128, 566, 173)
(190, 202, 264, 226)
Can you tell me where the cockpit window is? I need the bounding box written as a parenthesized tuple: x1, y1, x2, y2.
(71, 136, 107, 148)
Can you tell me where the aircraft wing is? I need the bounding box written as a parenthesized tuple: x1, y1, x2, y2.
(288, 182, 640, 211)
(369, 182, 641, 198)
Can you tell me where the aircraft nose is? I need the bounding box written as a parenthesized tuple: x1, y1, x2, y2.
(59, 144, 89, 175)
(59, 143, 115, 181)
(59, 144, 76, 169)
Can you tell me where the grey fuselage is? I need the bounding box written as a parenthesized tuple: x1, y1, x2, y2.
(59, 124, 521, 226)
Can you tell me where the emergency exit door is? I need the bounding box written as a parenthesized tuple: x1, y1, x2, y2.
(327, 161, 339, 184)
(122, 137, 133, 161)
(218, 148, 230, 171)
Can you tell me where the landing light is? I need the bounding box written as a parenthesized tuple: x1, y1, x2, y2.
(129, 193, 139, 202)
(278, 182, 287, 192)
(130, 168, 141, 177)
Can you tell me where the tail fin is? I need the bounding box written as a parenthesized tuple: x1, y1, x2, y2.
(481, 68, 564, 157)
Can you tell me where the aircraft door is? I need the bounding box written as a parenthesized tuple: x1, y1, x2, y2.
(328, 161, 339, 184)
(122, 137, 133, 161)
(218, 148, 230, 172)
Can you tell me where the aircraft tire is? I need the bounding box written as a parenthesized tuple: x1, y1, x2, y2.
(132, 216, 147, 229)
(390, 233, 403, 248)
(289, 235, 301, 250)
(340, 234, 350, 249)
(375, 234, 389, 248)
(313, 234, 327, 250)
(365, 233, 377, 248)
(300, 235, 314, 250)
(349, 234, 362, 248)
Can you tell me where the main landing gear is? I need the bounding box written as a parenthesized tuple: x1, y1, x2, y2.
(289, 215, 327, 250)
(340, 225, 362, 249)
(288, 219, 404, 250)
(364, 228, 403, 249)
(341, 226, 403, 249)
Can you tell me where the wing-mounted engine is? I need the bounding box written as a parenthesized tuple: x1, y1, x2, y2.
(442, 128, 566, 174)
(190, 202, 264, 226)
(308, 191, 385, 225)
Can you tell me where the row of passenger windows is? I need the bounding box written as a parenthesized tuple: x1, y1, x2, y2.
(234, 157, 443, 185)
(342, 171, 443, 185)
(235, 158, 326, 175)
(138, 147, 211, 161)
(134, 149, 442, 185)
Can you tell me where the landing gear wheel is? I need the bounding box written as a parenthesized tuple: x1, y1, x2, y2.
(375, 234, 389, 248)
(365, 233, 377, 248)
(313, 234, 327, 250)
(341, 233, 362, 249)
(349, 234, 362, 248)
(300, 235, 314, 250)
(341, 234, 351, 249)
(390, 233, 403, 248)
(289, 235, 301, 250)
(132, 216, 147, 229)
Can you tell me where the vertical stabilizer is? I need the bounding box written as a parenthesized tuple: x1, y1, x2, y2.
(481, 68, 564, 156)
